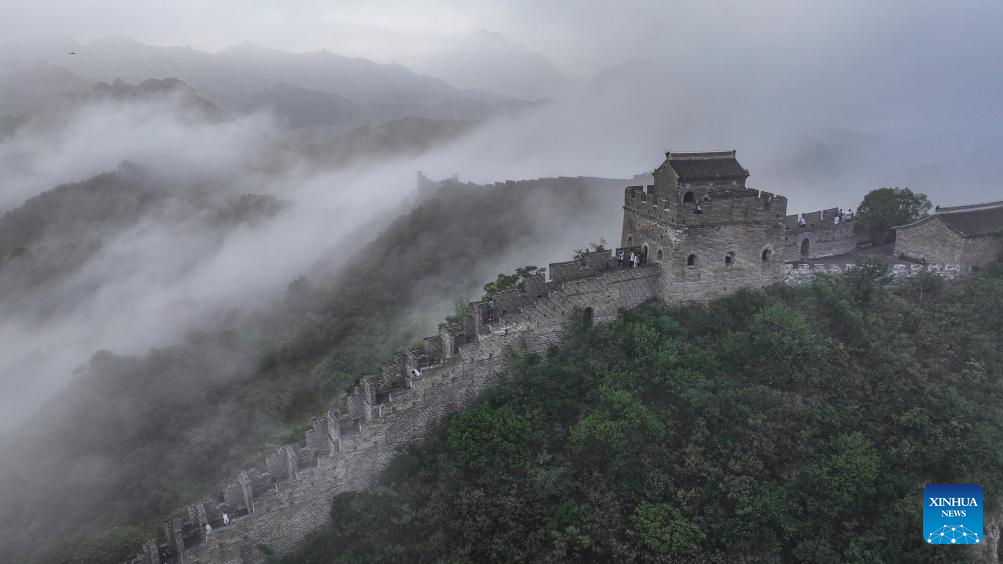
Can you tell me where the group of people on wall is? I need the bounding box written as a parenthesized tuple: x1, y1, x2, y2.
(797, 207, 856, 227)
(616, 247, 647, 268)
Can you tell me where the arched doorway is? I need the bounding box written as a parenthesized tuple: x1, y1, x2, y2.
(683, 191, 695, 203)
(800, 238, 811, 257)
(582, 307, 594, 329)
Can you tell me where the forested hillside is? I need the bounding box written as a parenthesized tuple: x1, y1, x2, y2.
(0, 175, 624, 564)
(288, 263, 1003, 563)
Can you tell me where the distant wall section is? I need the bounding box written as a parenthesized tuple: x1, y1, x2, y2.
(783, 208, 864, 262)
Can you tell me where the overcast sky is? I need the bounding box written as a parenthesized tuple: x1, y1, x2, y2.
(4, 0, 1001, 77)
(3, 0, 1003, 207)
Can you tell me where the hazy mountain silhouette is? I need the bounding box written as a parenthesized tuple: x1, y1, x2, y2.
(5, 36, 512, 111)
(244, 82, 366, 130)
(90, 77, 229, 122)
(411, 30, 568, 100)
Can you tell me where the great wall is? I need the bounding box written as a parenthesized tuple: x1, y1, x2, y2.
(123, 151, 998, 564)
(125, 258, 658, 564)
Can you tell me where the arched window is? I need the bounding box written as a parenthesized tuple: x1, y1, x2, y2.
(582, 307, 594, 328)
(683, 191, 695, 203)
(656, 249, 663, 261)
(800, 238, 810, 256)
(725, 251, 734, 266)
(687, 254, 697, 266)
(626, 236, 633, 246)
(761, 248, 773, 262)
(642, 244, 649, 260)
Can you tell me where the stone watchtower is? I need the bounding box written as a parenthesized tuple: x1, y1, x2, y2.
(621, 150, 788, 302)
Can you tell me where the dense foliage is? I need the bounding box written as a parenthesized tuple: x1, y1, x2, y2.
(481, 265, 542, 301)
(288, 264, 1003, 563)
(855, 187, 932, 243)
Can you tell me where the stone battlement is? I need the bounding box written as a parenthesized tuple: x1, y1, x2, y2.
(783, 208, 865, 262)
(122, 251, 659, 564)
(623, 184, 787, 227)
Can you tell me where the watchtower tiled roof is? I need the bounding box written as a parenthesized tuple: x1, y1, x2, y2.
(937, 201, 1003, 237)
(665, 151, 750, 182)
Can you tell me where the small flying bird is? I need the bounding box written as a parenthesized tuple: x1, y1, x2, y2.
(68, 51, 77, 55)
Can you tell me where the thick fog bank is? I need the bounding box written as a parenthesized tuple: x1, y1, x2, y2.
(0, 94, 471, 427)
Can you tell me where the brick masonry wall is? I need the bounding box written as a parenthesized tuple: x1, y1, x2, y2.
(962, 236, 1003, 272)
(549, 250, 615, 283)
(622, 206, 784, 302)
(123, 265, 660, 564)
(894, 218, 965, 264)
(784, 219, 863, 261)
(622, 186, 787, 230)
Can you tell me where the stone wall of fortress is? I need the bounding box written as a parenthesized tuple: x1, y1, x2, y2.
(124, 259, 659, 564)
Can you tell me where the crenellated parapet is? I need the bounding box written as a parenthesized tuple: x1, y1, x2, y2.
(784, 207, 865, 261)
(624, 184, 788, 228)
(120, 246, 661, 564)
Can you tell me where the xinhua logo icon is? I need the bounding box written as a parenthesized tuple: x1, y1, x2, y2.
(924, 484, 983, 545)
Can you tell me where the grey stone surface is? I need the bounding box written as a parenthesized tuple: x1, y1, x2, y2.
(783, 209, 864, 261)
(895, 211, 1003, 273)
(620, 151, 787, 302)
(783, 262, 961, 285)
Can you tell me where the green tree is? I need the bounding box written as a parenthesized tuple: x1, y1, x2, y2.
(444, 297, 470, 325)
(629, 502, 704, 557)
(842, 257, 893, 306)
(568, 384, 664, 474)
(481, 265, 542, 300)
(745, 303, 829, 391)
(808, 432, 880, 507)
(854, 187, 932, 243)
